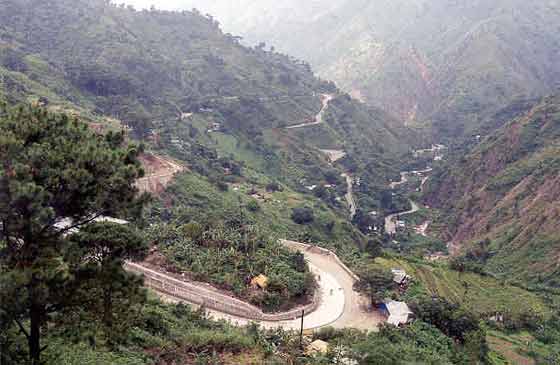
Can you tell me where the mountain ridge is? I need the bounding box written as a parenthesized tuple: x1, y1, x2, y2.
(180, 0, 560, 140)
(426, 94, 560, 287)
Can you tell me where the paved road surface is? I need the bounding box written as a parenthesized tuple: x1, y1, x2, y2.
(384, 200, 420, 235)
(390, 171, 410, 189)
(281, 241, 383, 330)
(136, 240, 383, 331)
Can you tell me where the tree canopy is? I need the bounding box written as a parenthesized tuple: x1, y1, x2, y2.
(0, 104, 147, 364)
(353, 265, 394, 307)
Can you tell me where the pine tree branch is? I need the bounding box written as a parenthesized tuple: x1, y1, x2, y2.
(43, 210, 107, 239)
(14, 319, 30, 340)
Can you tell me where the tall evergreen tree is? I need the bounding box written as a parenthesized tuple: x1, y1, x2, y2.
(0, 104, 146, 364)
(66, 222, 149, 345)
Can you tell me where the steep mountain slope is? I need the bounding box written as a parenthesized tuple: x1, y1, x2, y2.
(0, 0, 322, 133)
(181, 0, 560, 139)
(0, 0, 427, 274)
(0, 0, 414, 198)
(426, 95, 560, 287)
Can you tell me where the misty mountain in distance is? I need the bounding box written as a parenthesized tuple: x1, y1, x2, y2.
(2, 1, 560, 364)
(169, 0, 560, 140)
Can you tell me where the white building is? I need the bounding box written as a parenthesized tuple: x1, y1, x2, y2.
(383, 300, 413, 326)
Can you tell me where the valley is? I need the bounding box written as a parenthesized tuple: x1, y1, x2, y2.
(1, 1, 559, 364)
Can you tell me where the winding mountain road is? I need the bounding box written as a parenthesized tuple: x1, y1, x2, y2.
(383, 147, 443, 235)
(132, 240, 383, 331)
(285, 94, 334, 129)
(384, 200, 421, 235)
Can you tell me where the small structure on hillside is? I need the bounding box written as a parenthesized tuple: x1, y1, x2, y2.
(306, 340, 329, 355)
(207, 122, 222, 132)
(392, 268, 412, 291)
(381, 300, 413, 326)
(250, 274, 269, 289)
(391, 269, 410, 285)
(181, 112, 193, 120)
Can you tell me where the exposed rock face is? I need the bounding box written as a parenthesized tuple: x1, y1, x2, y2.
(136, 154, 185, 195)
(426, 95, 560, 286)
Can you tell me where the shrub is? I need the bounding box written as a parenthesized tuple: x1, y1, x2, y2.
(291, 206, 315, 224)
(247, 199, 260, 212)
(216, 180, 229, 191)
(183, 329, 254, 353)
(181, 222, 204, 243)
(265, 181, 282, 192)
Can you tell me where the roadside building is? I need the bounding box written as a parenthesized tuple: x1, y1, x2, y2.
(250, 274, 269, 289)
(306, 339, 329, 355)
(381, 300, 413, 326)
(391, 269, 411, 286)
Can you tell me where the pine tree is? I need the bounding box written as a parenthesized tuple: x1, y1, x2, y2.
(0, 104, 146, 364)
(66, 222, 149, 346)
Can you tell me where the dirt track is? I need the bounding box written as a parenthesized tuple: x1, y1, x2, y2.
(135, 154, 185, 195)
(320, 149, 346, 163)
(285, 94, 334, 129)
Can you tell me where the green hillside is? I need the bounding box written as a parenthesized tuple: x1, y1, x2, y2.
(0, 0, 416, 212)
(426, 95, 560, 287)
(189, 0, 560, 140)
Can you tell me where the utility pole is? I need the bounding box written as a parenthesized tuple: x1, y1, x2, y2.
(299, 309, 305, 350)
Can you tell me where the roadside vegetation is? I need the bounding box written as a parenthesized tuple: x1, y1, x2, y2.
(148, 221, 315, 312)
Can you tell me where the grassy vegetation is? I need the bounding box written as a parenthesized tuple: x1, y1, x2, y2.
(154, 169, 363, 249)
(487, 329, 560, 365)
(148, 212, 316, 312)
(309, 321, 485, 364)
(37, 297, 263, 365)
(426, 95, 560, 287)
(374, 257, 548, 318)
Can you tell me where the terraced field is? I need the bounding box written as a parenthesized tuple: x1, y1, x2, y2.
(375, 257, 548, 317)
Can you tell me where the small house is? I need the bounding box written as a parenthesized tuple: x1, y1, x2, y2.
(207, 122, 222, 132)
(391, 268, 411, 286)
(181, 112, 193, 120)
(381, 300, 413, 326)
(306, 339, 329, 355)
(250, 274, 269, 289)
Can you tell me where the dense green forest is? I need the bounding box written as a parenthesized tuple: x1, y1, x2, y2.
(0, 104, 488, 364)
(0, 0, 418, 220)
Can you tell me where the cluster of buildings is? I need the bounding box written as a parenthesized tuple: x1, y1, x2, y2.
(379, 268, 414, 326)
